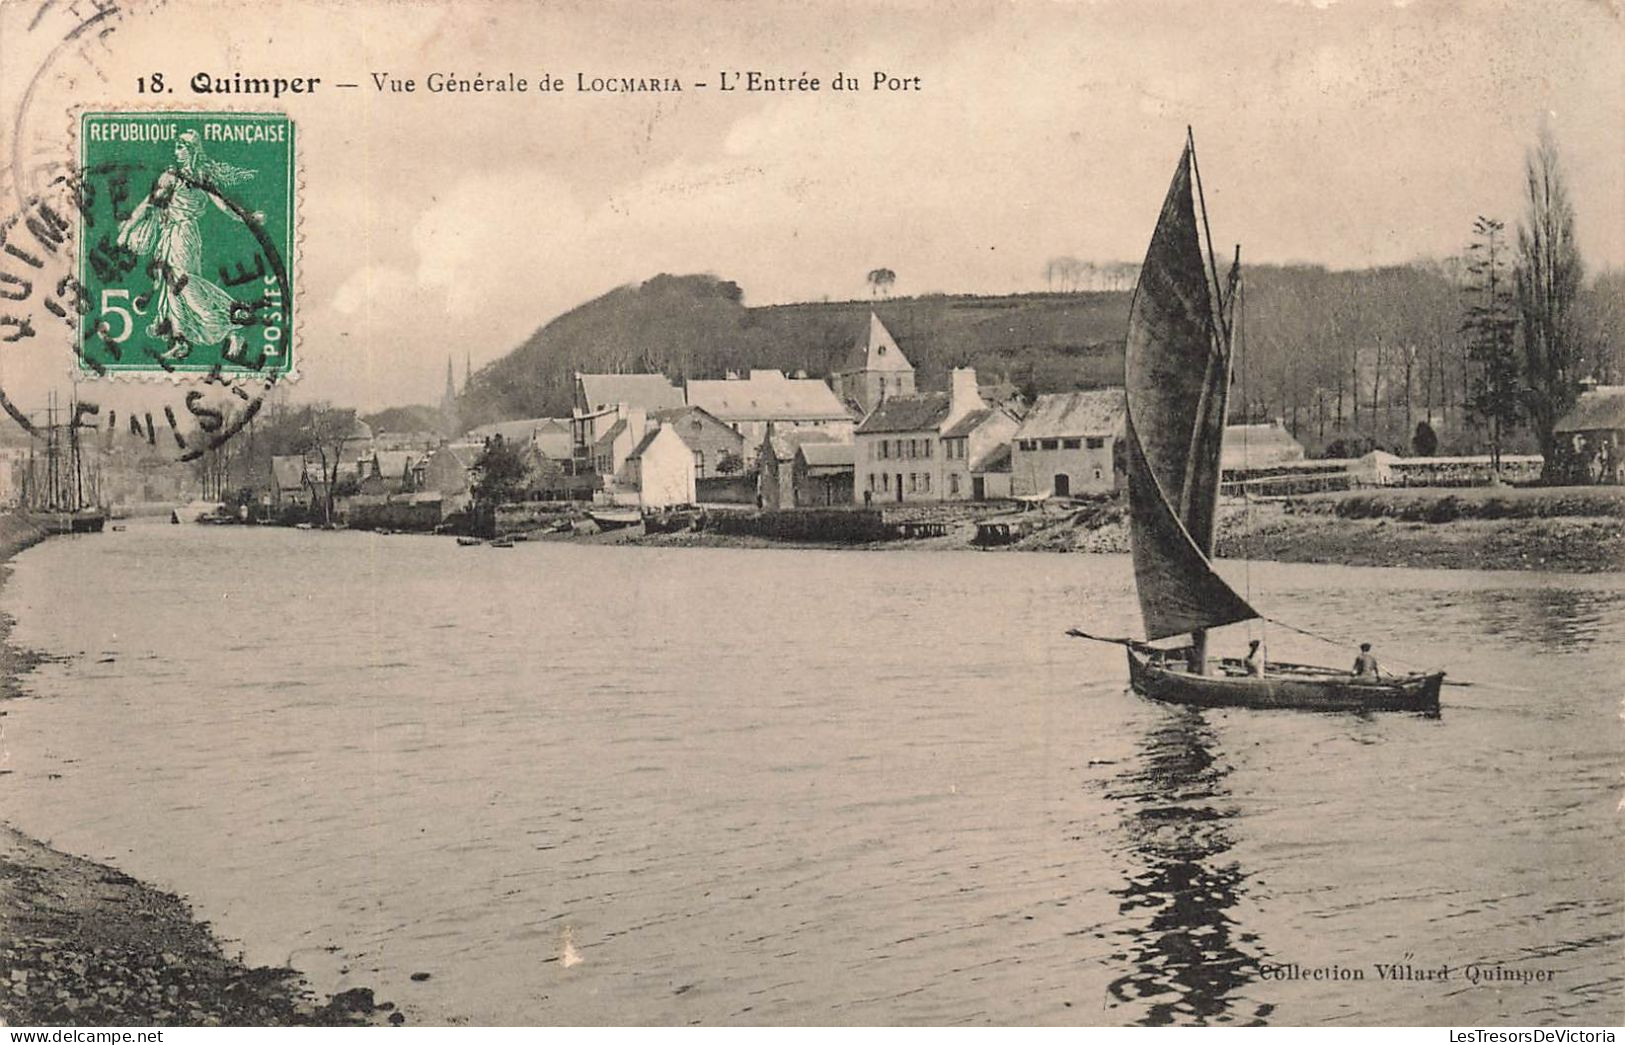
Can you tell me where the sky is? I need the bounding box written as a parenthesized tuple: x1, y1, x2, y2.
(1, 0, 1621, 415)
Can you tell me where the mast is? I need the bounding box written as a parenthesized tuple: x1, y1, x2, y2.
(1185, 132, 1235, 672)
(1123, 133, 1259, 653)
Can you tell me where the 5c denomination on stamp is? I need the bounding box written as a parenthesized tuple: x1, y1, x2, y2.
(77, 111, 294, 377)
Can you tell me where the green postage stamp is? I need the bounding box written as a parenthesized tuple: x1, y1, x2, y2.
(77, 111, 295, 376)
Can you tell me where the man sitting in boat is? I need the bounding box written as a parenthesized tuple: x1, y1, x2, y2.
(1244, 639, 1265, 676)
(1353, 643, 1380, 677)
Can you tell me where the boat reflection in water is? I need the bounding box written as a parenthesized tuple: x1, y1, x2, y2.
(1105, 708, 1273, 1026)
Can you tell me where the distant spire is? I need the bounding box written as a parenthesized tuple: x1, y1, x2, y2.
(441, 355, 459, 437)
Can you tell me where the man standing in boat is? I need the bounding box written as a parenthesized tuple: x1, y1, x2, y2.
(1353, 643, 1380, 677)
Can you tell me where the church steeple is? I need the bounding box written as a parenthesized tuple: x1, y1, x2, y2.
(441, 355, 459, 437)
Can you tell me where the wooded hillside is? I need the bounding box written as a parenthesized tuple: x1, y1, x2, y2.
(450, 266, 1625, 457)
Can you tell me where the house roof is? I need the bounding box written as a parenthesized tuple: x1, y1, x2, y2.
(686, 371, 849, 422)
(1014, 389, 1124, 439)
(592, 417, 628, 450)
(1555, 385, 1625, 434)
(428, 444, 474, 470)
(856, 392, 953, 434)
(972, 444, 1012, 473)
(466, 417, 571, 451)
(1220, 422, 1306, 470)
(576, 373, 685, 413)
(370, 450, 420, 478)
(649, 405, 744, 453)
(270, 455, 305, 491)
(942, 408, 994, 439)
(797, 442, 855, 469)
(625, 428, 662, 460)
(763, 427, 843, 462)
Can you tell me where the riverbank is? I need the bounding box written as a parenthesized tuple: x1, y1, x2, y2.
(0, 519, 403, 1027)
(532, 488, 1625, 572)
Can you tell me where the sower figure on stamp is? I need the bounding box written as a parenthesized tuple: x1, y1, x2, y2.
(117, 129, 263, 361)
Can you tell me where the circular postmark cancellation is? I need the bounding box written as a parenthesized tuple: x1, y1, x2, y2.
(0, 106, 297, 462)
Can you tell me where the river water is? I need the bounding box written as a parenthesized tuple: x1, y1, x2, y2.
(0, 522, 1620, 1026)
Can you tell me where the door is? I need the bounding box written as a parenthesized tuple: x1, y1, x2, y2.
(1054, 473, 1070, 497)
(972, 476, 985, 501)
(896, 473, 904, 502)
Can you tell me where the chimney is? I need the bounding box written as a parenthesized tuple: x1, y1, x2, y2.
(948, 367, 983, 423)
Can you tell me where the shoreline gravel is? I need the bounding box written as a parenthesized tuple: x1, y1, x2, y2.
(0, 518, 404, 1027)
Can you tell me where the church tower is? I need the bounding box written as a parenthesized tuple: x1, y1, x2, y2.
(833, 313, 915, 416)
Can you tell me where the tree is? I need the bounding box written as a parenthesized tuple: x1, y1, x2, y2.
(714, 450, 743, 475)
(1514, 127, 1585, 478)
(1461, 216, 1521, 471)
(1411, 421, 1439, 456)
(294, 405, 362, 526)
(470, 435, 529, 510)
(866, 268, 896, 298)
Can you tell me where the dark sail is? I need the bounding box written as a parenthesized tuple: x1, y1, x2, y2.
(1124, 142, 1257, 641)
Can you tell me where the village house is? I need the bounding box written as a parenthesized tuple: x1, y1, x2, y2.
(356, 449, 422, 497)
(792, 442, 856, 507)
(624, 424, 698, 508)
(648, 405, 745, 478)
(686, 369, 854, 462)
(1010, 389, 1125, 498)
(940, 402, 1020, 501)
(572, 372, 685, 470)
(830, 313, 916, 416)
(756, 426, 844, 509)
(590, 405, 651, 491)
(853, 368, 1011, 504)
(1553, 383, 1625, 484)
(417, 443, 478, 516)
(269, 454, 310, 512)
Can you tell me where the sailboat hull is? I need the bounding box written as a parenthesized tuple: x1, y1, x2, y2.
(1126, 647, 1442, 716)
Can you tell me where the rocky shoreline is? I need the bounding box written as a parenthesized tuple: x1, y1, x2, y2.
(0, 519, 403, 1027)
(532, 494, 1625, 573)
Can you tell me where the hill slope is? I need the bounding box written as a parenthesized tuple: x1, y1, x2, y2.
(457, 274, 1130, 426)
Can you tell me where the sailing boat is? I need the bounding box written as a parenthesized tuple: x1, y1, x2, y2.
(21, 392, 108, 535)
(1073, 132, 1443, 715)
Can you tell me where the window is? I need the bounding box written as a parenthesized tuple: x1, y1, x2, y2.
(694, 451, 705, 477)
(1019, 439, 1036, 451)
(908, 473, 917, 492)
(949, 473, 960, 495)
(880, 440, 890, 460)
(1094, 469, 1103, 481)
(1063, 438, 1082, 449)
(1087, 436, 1105, 449)
(869, 474, 877, 492)
(922, 473, 931, 493)
(1041, 439, 1059, 450)
(924, 440, 932, 458)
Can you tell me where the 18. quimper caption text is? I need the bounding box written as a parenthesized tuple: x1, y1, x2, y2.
(139, 69, 924, 99)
